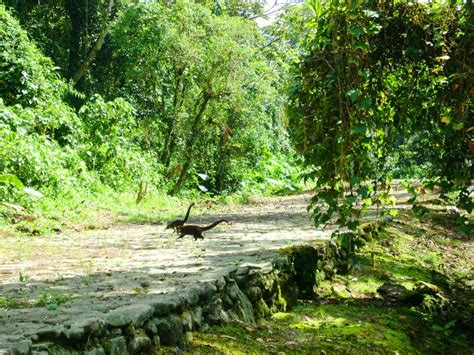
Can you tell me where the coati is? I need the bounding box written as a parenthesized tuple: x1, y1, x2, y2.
(177, 219, 228, 240)
(165, 202, 195, 233)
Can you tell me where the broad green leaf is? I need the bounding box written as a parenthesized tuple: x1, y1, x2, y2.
(453, 122, 464, 130)
(351, 125, 367, 135)
(346, 195, 357, 204)
(441, 116, 451, 124)
(349, 25, 365, 38)
(389, 209, 398, 217)
(358, 97, 372, 109)
(0, 174, 24, 189)
(346, 89, 362, 102)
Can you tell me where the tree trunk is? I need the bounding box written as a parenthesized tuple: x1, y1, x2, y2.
(71, 0, 115, 86)
(161, 69, 186, 166)
(72, 24, 110, 85)
(170, 94, 211, 194)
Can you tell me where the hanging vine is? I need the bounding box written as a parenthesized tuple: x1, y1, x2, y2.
(289, 0, 472, 233)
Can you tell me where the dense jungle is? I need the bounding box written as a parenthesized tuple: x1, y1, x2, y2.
(0, 0, 472, 353)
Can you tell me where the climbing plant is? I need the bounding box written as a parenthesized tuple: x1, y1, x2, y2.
(288, 0, 473, 231)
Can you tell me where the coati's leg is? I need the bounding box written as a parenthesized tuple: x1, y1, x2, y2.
(193, 232, 203, 241)
(177, 233, 185, 239)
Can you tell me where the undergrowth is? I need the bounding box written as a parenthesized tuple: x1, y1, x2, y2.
(0, 185, 294, 237)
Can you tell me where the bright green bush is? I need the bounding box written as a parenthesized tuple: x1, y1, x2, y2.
(0, 6, 80, 141)
(78, 94, 163, 189)
(0, 6, 161, 204)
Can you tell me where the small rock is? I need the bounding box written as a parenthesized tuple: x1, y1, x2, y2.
(244, 286, 262, 302)
(190, 307, 203, 330)
(106, 304, 154, 327)
(235, 266, 250, 276)
(128, 336, 152, 354)
(84, 345, 105, 355)
(144, 320, 158, 336)
(215, 276, 226, 292)
(154, 315, 183, 345)
(150, 297, 181, 316)
(66, 317, 107, 341)
(181, 311, 193, 332)
(196, 282, 218, 303)
(101, 336, 127, 355)
(377, 282, 408, 302)
(140, 281, 151, 288)
(36, 325, 64, 341)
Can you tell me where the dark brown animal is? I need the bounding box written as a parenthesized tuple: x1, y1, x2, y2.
(177, 219, 228, 240)
(165, 202, 195, 233)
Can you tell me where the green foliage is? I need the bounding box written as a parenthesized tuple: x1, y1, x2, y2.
(1, 1, 298, 234)
(109, 0, 293, 194)
(0, 5, 90, 208)
(288, 1, 473, 231)
(33, 292, 72, 309)
(78, 94, 162, 188)
(0, 6, 79, 140)
(1, 5, 59, 106)
(0, 292, 72, 310)
(0, 174, 23, 190)
(241, 151, 301, 195)
(0, 5, 160, 217)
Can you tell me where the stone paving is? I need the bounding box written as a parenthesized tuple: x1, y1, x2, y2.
(0, 193, 333, 350)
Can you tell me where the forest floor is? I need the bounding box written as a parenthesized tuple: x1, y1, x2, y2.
(0, 190, 472, 353)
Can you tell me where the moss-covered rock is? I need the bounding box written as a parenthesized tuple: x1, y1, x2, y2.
(254, 299, 271, 320)
(101, 336, 127, 355)
(223, 280, 255, 324)
(128, 336, 152, 354)
(154, 315, 183, 346)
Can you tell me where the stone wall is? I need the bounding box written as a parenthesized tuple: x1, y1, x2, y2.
(2, 242, 346, 355)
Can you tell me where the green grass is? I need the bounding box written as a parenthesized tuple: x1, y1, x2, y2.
(0, 291, 73, 310)
(0, 183, 272, 237)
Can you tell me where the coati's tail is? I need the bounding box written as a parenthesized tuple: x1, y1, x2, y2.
(201, 219, 229, 231)
(183, 202, 195, 223)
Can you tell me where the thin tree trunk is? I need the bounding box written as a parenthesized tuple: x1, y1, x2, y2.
(71, 0, 115, 86)
(161, 70, 184, 166)
(171, 94, 211, 194)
